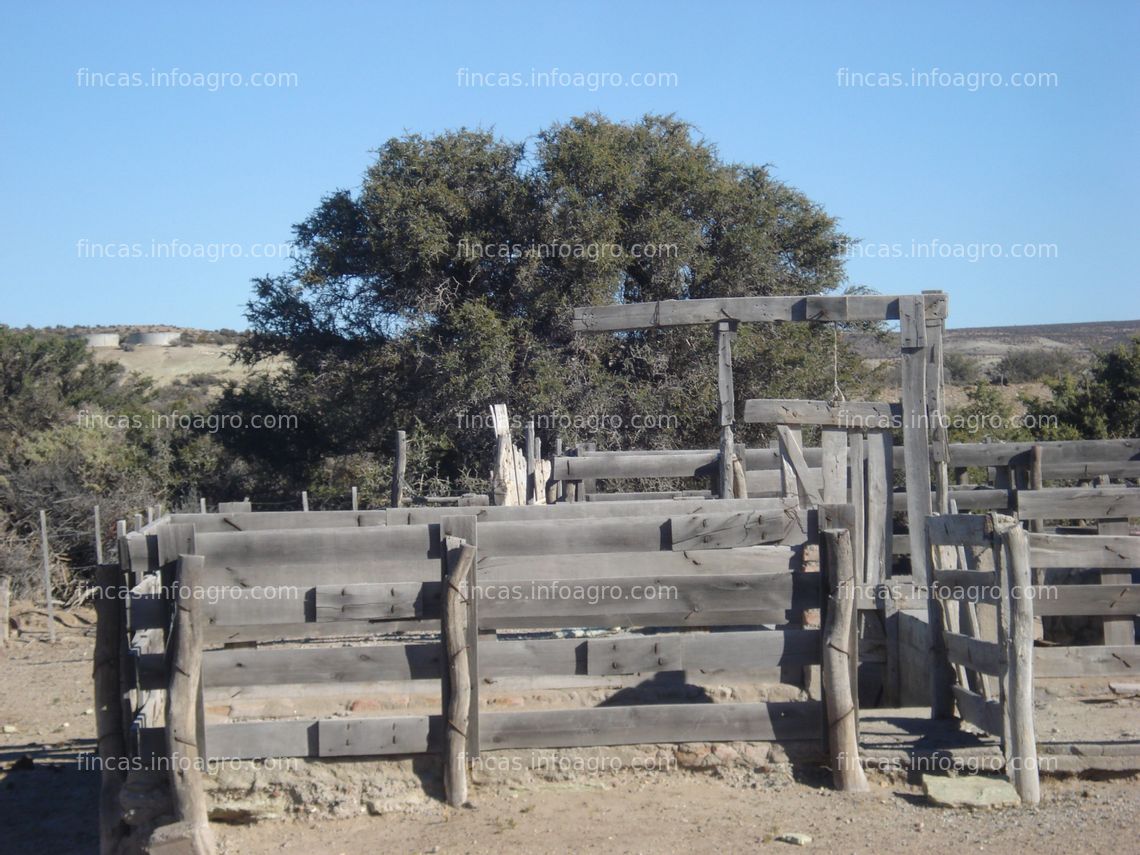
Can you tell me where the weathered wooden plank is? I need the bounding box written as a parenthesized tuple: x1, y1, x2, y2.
(1031, 584, 1140, 616)
(477, 546, 801, 581)
(743, 399, 901, 428)
(1033, 645, 1140, 677)
(949, 438, 1140, 469)
(318, 716, 436, 758)
(932, 570, 1000, 601)
(1017, 488, 1140, 521)
(864, 430, 892, 585)
(200, 628, 823, 688)
(479, 701, 822, 749)
(193, 525, 438, 567)
(402, 496, 791, 525)
(669, 509, 804, 550)
(551, 452, 719, 481)
(926, 514, 994, 548)
(777, 425, 824, 506)
(476, 572, 820, 630)
(1028, 533, 1140, 568)
(169, 510, 388, 532)
(586, 635, 682, 675)
(820, 428, 847, 506)
(203, 643, 443, 686)
(942, 631, 1003, 677)
(951, 685, 1003, 736)
(205, 720, 318, 760)
(313, 582, 439, 621)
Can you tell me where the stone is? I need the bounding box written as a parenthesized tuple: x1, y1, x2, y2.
(922, 774, 1020, 809)
(2, 725, 17, 734)
(776, 832, 813, 845)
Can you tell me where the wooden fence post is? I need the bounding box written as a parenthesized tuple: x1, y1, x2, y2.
(163, 553, 214, 854)
(199, 497, 207, 514)
(441, 534, 475, 807)
(392, 429, 407, 508)
(38, 509, 55, 644)
(351, 486, 359, 511)
(301, 491, 309, 512)
(821, 527, 868, 791)
(1002, 525, 1040, 805)
(715, 320, 737, 499)
(93, 563, 128, 853)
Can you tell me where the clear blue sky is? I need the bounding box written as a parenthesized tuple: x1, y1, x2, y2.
(2, 0, 1136, 331)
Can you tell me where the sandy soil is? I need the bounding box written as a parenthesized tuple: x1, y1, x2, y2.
(2, 608, 1138, 855)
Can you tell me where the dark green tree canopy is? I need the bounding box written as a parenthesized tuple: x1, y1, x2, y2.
(231, 113, 866, 493)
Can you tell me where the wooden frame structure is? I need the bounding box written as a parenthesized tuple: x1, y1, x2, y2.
(571, 291, 951, 711)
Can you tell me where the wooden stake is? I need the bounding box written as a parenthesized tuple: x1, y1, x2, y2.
(301, 491, 309, 512)
(94, 504, 104, 565)
(351, 486, 359, 511)
(0, 576, 10, 647)
(200, 497, 207, 514)
(821, 527, 868, 791)
(38, 510, 55, 644)
(442, 536, 475, 807)
(392, 430, 407, 508)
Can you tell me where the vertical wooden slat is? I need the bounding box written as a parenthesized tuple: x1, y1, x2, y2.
(848, 431, 865, 584)
(864, 430, 892, 586)
(821, 428, 847, 505)
(715, 320, 737, 499)
(94, 563, 127, 854)
(392, 429, 407, 508)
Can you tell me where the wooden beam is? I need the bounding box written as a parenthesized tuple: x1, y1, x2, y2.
(571, 293, 947, 332)
(1003, 525, 1040, 805)
(744, 399, 900, 428)
(669, 508, 805, 550)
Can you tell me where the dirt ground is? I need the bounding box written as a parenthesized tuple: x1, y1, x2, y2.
(2, 606, 1138, 855)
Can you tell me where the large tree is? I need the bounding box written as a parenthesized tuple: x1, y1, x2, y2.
(228, 114, 868, 497)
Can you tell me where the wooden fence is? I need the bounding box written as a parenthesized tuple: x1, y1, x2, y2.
(927, 496, 1140, 804)
(99, 498, 866, 852)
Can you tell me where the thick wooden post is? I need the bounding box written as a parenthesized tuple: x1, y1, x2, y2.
(164, 554, 214, 853)
(392, 429, 407, 508)
(1002, 525, 1040, 805)
(715, 320, 737, 499)
(441, 534, 475, 807)
(38, 509, 55, 643)
(821, 527, 868, 791)
(199, 497, 207, 514)
(351, 486, 359, 511)
(301, 491, 309, 512)
(94, 563, 128, 854)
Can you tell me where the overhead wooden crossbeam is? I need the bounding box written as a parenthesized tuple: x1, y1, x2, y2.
(571, 293, 947, 333)
(744, 399, 902, 428)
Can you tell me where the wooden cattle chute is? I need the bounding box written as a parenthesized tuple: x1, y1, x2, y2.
(571, 292, 951, 710)
(98, 497, 866, 850)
